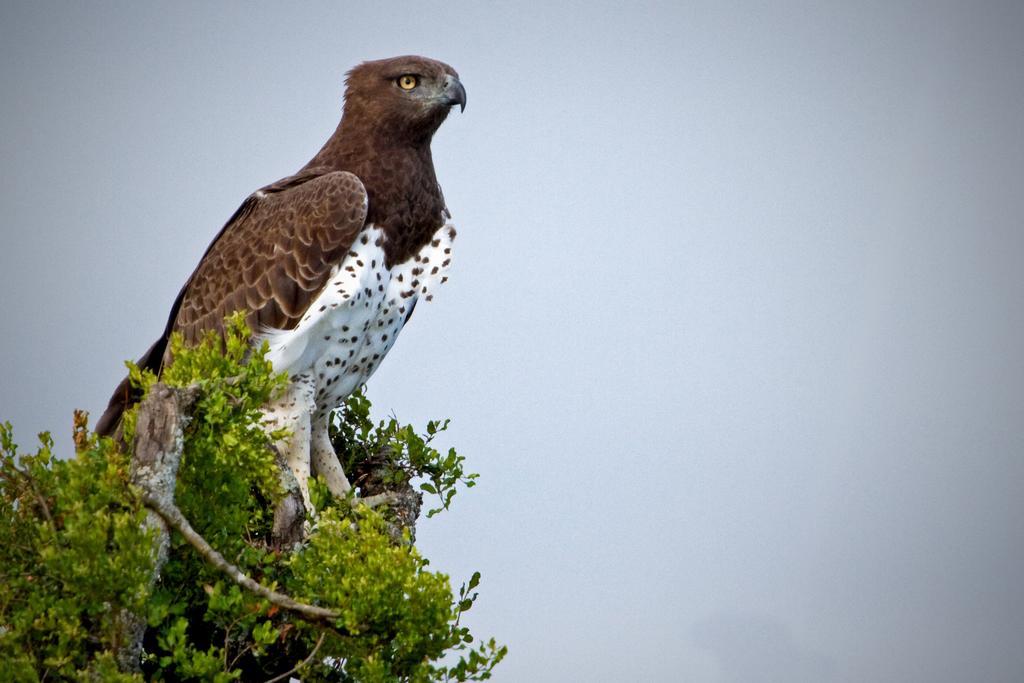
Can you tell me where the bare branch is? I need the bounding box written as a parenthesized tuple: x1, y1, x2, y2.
(117, 381, 341, 674)
(117, 383, 198, 673)
(141, 491, 339, 623)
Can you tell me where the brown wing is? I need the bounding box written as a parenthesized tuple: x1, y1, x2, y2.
(171, 169, 368, 348)
(95, 170, 367, 437)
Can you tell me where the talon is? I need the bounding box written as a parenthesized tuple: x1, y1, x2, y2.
(349, 492, 399, 509)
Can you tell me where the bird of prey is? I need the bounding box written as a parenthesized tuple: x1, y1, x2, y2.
(96, 55, 466, 508)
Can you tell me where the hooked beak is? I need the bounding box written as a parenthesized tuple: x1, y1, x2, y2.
(442, 74, 467, 112)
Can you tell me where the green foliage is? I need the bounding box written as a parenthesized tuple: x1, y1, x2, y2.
(0, 419, 151, 682)
(0, 314, 504, 681)
(289, 508, 452, 681)
(332, 392, 478, 518)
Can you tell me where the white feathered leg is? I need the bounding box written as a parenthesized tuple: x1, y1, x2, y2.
(311, 411, 395, 509)
(262, 374, 316, 512)
(311, 416, 352, 498)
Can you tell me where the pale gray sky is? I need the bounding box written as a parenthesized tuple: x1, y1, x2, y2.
(2, 2, 1023, 681)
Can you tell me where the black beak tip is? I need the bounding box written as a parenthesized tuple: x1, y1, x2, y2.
(454, 83, 467, 113)
(446, 77, 467, 113)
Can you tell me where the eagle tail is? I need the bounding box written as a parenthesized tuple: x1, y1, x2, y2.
(94, 336, 168, 438)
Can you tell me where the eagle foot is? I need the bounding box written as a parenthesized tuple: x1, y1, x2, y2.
(347, 491, 399, 510)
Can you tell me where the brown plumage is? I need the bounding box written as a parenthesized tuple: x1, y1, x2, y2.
(96, 56, 465, 437)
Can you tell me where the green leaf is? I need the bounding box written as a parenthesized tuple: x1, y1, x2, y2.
(0, 315, 506, 682)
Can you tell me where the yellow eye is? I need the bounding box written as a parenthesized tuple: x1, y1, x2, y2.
(397, 75, 418, 90)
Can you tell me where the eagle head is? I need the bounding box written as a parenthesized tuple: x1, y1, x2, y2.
(342, 55, 465, 142)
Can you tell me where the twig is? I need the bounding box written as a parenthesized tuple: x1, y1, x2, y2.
(223, 614, 243, 669)
(227, 641, 256, 672)
(263, 632, 327, 683)
(141, 491, 340, 623)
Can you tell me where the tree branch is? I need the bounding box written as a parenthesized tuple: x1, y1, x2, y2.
(116, 383, 198, 673)
(117, 382, 338, 674)
(140, 490, 339, 623)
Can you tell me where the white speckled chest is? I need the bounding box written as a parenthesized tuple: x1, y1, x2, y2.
(260, 220, 455, 420)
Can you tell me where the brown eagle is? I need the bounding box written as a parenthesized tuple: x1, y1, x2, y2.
(96, 56, 466, 507)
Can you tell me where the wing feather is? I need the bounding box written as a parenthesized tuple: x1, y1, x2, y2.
(97, 169, 367, 437)
(171, 170, 367, 353)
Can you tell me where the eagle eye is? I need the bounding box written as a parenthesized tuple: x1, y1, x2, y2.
(397, 74, 419, 91)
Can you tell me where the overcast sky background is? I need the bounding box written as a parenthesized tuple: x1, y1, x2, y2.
(2, 2, 1023, 681)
